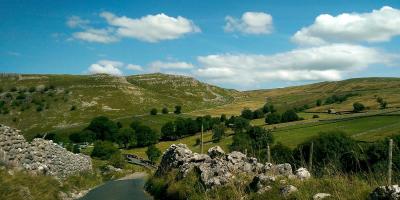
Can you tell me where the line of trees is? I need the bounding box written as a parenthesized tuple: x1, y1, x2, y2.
(149, 105, 182, 115)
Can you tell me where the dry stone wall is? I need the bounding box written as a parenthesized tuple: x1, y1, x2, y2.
(0, 124, 92, 178)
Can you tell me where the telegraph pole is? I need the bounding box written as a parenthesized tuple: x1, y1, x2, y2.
(201, 121, 204, 154)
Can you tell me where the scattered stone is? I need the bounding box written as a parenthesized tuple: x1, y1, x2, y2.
(295, 167, 311, 180)
(250, 174, 275, 192)
(313, 193, 332, 199)
(369, 185, 400, 200)
(281, 185, 298, 196)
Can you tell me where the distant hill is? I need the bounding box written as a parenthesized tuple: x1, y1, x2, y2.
(0, 73, 237, 138)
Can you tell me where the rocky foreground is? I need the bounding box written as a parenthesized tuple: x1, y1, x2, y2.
(0, 125, 92, 178)
(154, 144, 400, 199)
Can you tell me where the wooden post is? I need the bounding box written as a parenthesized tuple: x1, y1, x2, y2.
(309, 142, 314, 172)
(388, 139, 393, 186)
(201, 123, 204, 154)
(267, 143, 271, 163)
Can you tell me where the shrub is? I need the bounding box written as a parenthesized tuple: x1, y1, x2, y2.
(116, 128, 136, 148)
(162, 107, 169, 114)
(313, 114, 320, 118)
(220, 114, 227, 122)
(146, 145, 162, 162)
(316, 99, 322, 106)
(36, 105, 44, 112)
(109, 152, 125, 169)
(72, 144, 80, 153)
(353, 102, 365, 112)
(70, 105, 77, 111)
(91, 141, 119, 160)
(281, 110, 299, 123)
(29, 86, 36, 93)
(10, 86, 17, 92)
(150, 108, 158, 115)
(241, 108, 253, 120)
(174, 105, 182, 114)
(265, 113, 281, 124)
(271, 143, 293, 164)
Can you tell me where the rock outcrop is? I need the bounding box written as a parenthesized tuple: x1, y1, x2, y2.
(156, 144, 311, 194)
(0, 125, 92, 178)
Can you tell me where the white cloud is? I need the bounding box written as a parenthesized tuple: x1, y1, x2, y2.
(72, 28, 119, 43)
(100, 12, 200, 42)
(88, 60, 124, 76)
(195, 44, 394, 84)
(224, 12, 273, 34)
(292, 6, 400, 45)
(67, 16, 90, 28)
(149, 60, 194, 72)
(126, 64, 143, 71)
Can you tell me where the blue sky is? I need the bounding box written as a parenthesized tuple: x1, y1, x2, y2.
(1, 0, 400, 90)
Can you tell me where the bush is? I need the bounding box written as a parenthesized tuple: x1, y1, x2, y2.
(271, 143, 293, 164)
(109, 152, 125, 169)
(241, 108, 253, 120)
(265, 113, 281, 124)
(116, 128, 136, 148)
(161, 121, 176, 140)
(353, 102, 365, 112)
(146, 145, 162, 162)
(134, 124, 159, 147)
(316, 99, 322, 106)
(174, 105, 182, 114)
(10, 86, 17, 92)
(150, 108, 158, 115)
(29, 86, 36, 93)
(72, 144, 80, 153)
(91, 141, 119, 160)
(162, 107, 169, 114)
(313, 114, 320, 118)
(70, 105, 77, 111)
(281, 110, 299, 123)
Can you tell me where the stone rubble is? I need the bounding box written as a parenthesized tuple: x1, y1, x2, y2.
(156, 143, 311, 196)
(0, 124, 92, 178)
(313, 193, 332, 199)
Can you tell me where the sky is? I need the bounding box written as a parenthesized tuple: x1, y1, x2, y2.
(1, 0, 400, 90)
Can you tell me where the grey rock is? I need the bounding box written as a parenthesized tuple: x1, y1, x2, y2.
(369, 185, 400, 200)
(207, 146, 225, 159)
(313, 193, 332, 199)
(295, 167, 311, 180)
(281, 185, 298, 196)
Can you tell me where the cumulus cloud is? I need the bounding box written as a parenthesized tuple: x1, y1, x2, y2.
(67, 16, 90, 28)
(292, 6, 400, 45)
(224, 12, 273, 34)
(195, 44, 394, 84)
(88, 60, 124, 76)
(72, 28, 119, 43)
(100, 12, 200, 42)
(88, 60, 145, 75)
(149, 60, 194, 72)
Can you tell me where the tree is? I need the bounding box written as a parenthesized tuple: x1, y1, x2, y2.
(247, 126, 274, 157)
(241, 108, 253, 120)
(253, 109, 264, 119)
(377, 97, 388, 109)
(174, 105, 182, 114)
(69, 129, 96, 143)
(220, 114, 227, 122)
(150, 108, 158, 115)
(233, 117, 250, 134)
(212, 123, 225, 143)
(146, 145, 162, 162)
(353, 102, 365, 112)
(271, 143, 293, 164)
(316, 99, 322, 106)
(265, 113, 281, 124)
(162, 107, 169, 114)
(91, 141, 119, 160)
(135, 125, 159, 147)
(281, 110, 299, 123)
(262, 103, 270, 113)
(29, 86, 36, 93)
(186, 118, 199, 135)
(161, 121, 176, 140)
(87, 116, 118, 141)
(174, 118, 188, 138)
(72, 144, 80, 153)
(117, 128, 136, 148)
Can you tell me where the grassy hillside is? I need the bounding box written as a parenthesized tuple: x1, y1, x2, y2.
(0, 73, 236, 139)
(191, 77, 400, 116)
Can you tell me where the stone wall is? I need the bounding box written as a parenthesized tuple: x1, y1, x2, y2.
(0, 124, 92, 178)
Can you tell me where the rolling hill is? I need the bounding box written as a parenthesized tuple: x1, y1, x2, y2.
(0, 73, 237, 138)
(1, 73, 400, 140)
